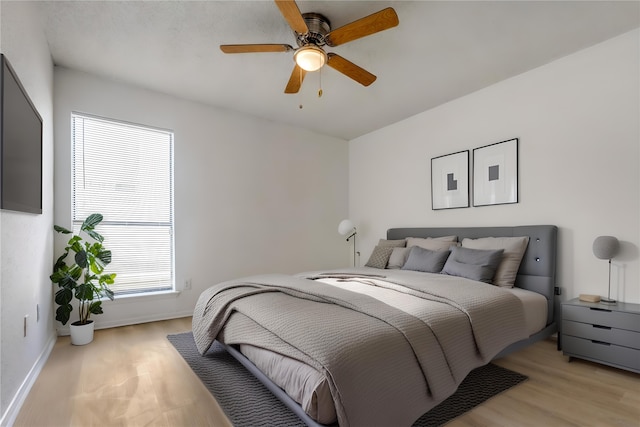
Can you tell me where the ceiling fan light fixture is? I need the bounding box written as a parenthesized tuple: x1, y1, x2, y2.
(294, 46, 327, 72)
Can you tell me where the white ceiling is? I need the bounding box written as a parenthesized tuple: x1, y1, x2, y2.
(36, 1, 640, 140)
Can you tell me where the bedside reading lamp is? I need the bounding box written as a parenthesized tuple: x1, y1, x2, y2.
(338, 219, 357, 267)
(592, 235, 619, 304)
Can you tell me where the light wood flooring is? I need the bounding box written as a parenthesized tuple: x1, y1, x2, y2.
(14, 318, 640, 427)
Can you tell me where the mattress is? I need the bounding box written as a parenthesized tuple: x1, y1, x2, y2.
(237, 277, 547, 425)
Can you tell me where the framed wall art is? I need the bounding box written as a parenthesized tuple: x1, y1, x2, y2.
(431, 150, 469, 210)
(473, 138, 518, 206)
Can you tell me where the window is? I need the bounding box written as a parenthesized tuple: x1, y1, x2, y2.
(72, 113, 174, 295)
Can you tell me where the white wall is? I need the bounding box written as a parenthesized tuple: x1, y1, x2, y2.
(53, 68, 349, 331)
(349, 29, 640, 304)
(0, 2, 56, 424)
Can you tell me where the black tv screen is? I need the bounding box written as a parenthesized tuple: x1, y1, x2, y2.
(1, 54, 43, 214)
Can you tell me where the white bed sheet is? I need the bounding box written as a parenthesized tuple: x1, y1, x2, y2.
(505, 286, 548, 336)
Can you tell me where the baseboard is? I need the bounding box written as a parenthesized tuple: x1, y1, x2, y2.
(56, 310, 194, 336)
(0, 333, 57, 427)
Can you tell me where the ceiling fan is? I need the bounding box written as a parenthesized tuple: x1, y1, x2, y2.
(220, 0, 399, 94)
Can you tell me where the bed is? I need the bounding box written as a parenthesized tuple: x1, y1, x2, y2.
(192, 225, 558, 427)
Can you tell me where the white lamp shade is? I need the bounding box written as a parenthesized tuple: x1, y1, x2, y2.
(338, 219, 355, 236)
(294, 46, 327, 72)
(593, 236, 619, 260)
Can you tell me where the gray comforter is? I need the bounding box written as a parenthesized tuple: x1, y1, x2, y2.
(192, 268, 528, 427)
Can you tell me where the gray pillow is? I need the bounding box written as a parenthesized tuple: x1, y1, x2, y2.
(365, 245, 395, 269)
(401, 246, 451, 273)
(441, 246, 504, 283)
(461, 236, 529, 287)
(387, 247, 411, 269)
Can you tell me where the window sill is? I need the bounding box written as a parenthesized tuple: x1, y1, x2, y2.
(113, 290, 180, 301)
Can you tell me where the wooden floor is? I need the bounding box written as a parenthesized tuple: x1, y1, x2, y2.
(14, 318, 640, 427)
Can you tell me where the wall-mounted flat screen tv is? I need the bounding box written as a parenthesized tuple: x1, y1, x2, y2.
(1, 53, 43, 214)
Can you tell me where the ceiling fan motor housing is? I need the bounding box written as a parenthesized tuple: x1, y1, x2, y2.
(296, 13, 331, 47)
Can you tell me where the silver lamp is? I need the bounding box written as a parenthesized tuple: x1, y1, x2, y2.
(338, 219, 357, 267)
(592, 235, 619, 304)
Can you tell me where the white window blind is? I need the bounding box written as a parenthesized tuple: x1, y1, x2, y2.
(72, 113, 174, 295)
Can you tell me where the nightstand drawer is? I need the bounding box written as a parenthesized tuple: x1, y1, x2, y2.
(562, 320, 640, 349)
(563, 305, 640, 332)
(563, 335, 640, 372)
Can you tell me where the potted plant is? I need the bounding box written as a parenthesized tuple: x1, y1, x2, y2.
(50, 213, 116, 345)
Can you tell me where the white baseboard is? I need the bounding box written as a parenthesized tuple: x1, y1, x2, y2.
(0, 333, 57, 427)
(56, 310, 194, 336)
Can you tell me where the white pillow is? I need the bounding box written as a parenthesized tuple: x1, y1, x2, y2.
(461, 236, 530, 287)
(387, 247, 411, 269)
(406, 236, 457, 251)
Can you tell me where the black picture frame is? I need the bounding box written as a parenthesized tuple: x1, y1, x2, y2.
(431, 150, 470, 210)
(472, 138, 518, 207)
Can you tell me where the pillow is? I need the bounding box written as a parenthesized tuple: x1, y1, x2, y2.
(377, 238, 406, 248)
(401, 246, 451, 273)
(406, 236, 457, 251)
(365, 245, 395, 269)
(387, 247, 411, 269)
(441, 246, 504, 283)
(461, 236, 530, 287)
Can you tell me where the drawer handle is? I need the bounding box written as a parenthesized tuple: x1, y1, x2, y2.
(592, 325, 612, 330)
(589, 307, 612, 313)
(591, 340, 611, 346)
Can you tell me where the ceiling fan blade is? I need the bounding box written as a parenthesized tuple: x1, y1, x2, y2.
(274, 0, 309, 35)
(220, 44, 293, 54)
(285, 64, 307, 93)
(326, 53, 376, 87)
(325, 7, 399, 47)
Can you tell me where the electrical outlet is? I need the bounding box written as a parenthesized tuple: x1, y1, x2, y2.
(184, 278, 192, 290)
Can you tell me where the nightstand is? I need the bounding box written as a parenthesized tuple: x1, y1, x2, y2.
(562, 298, 640, 373)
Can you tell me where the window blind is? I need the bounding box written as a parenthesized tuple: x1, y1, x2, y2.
(72, 113, 174, 295)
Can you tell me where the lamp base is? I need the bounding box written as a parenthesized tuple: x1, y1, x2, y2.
(600, 297, 617, 305)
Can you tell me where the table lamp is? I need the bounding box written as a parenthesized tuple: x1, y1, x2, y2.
(592, 235, 619, 304)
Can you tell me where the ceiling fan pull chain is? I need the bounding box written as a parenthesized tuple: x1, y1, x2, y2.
(318, 67, 323, 98)
(299, 66, 305, 109)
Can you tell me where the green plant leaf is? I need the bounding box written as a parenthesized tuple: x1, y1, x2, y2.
(81, 213, 103, 232)
(53, 253, 69, 271)
(54, 225, 72, 234)
(86, 229, 104, 243)
(55, 288, 73, 305)
(89, 301, 103, 315)
(51, 269, 78, 289)
(50, 270, 67, 283)
(56, 305, 72, 325)
(89, 259, 104, 275)
(69, 239, 83, 254)
(97, 250, 112, 266)
(104, 287, 115, 301)
(100, 273, 116, 285)
(75, 250, 88, 268)
(68, 265, 83, 281)
(75, 283, 94, 301)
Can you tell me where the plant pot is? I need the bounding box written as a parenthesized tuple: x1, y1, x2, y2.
(70, 320, 94, 345)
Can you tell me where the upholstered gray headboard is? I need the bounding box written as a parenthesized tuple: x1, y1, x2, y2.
(387, 225, 558, 325)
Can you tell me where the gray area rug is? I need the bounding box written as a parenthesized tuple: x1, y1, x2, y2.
(168, 332, 527, 427)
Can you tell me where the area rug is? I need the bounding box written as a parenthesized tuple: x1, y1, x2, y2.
(167, 332, 527, 427)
